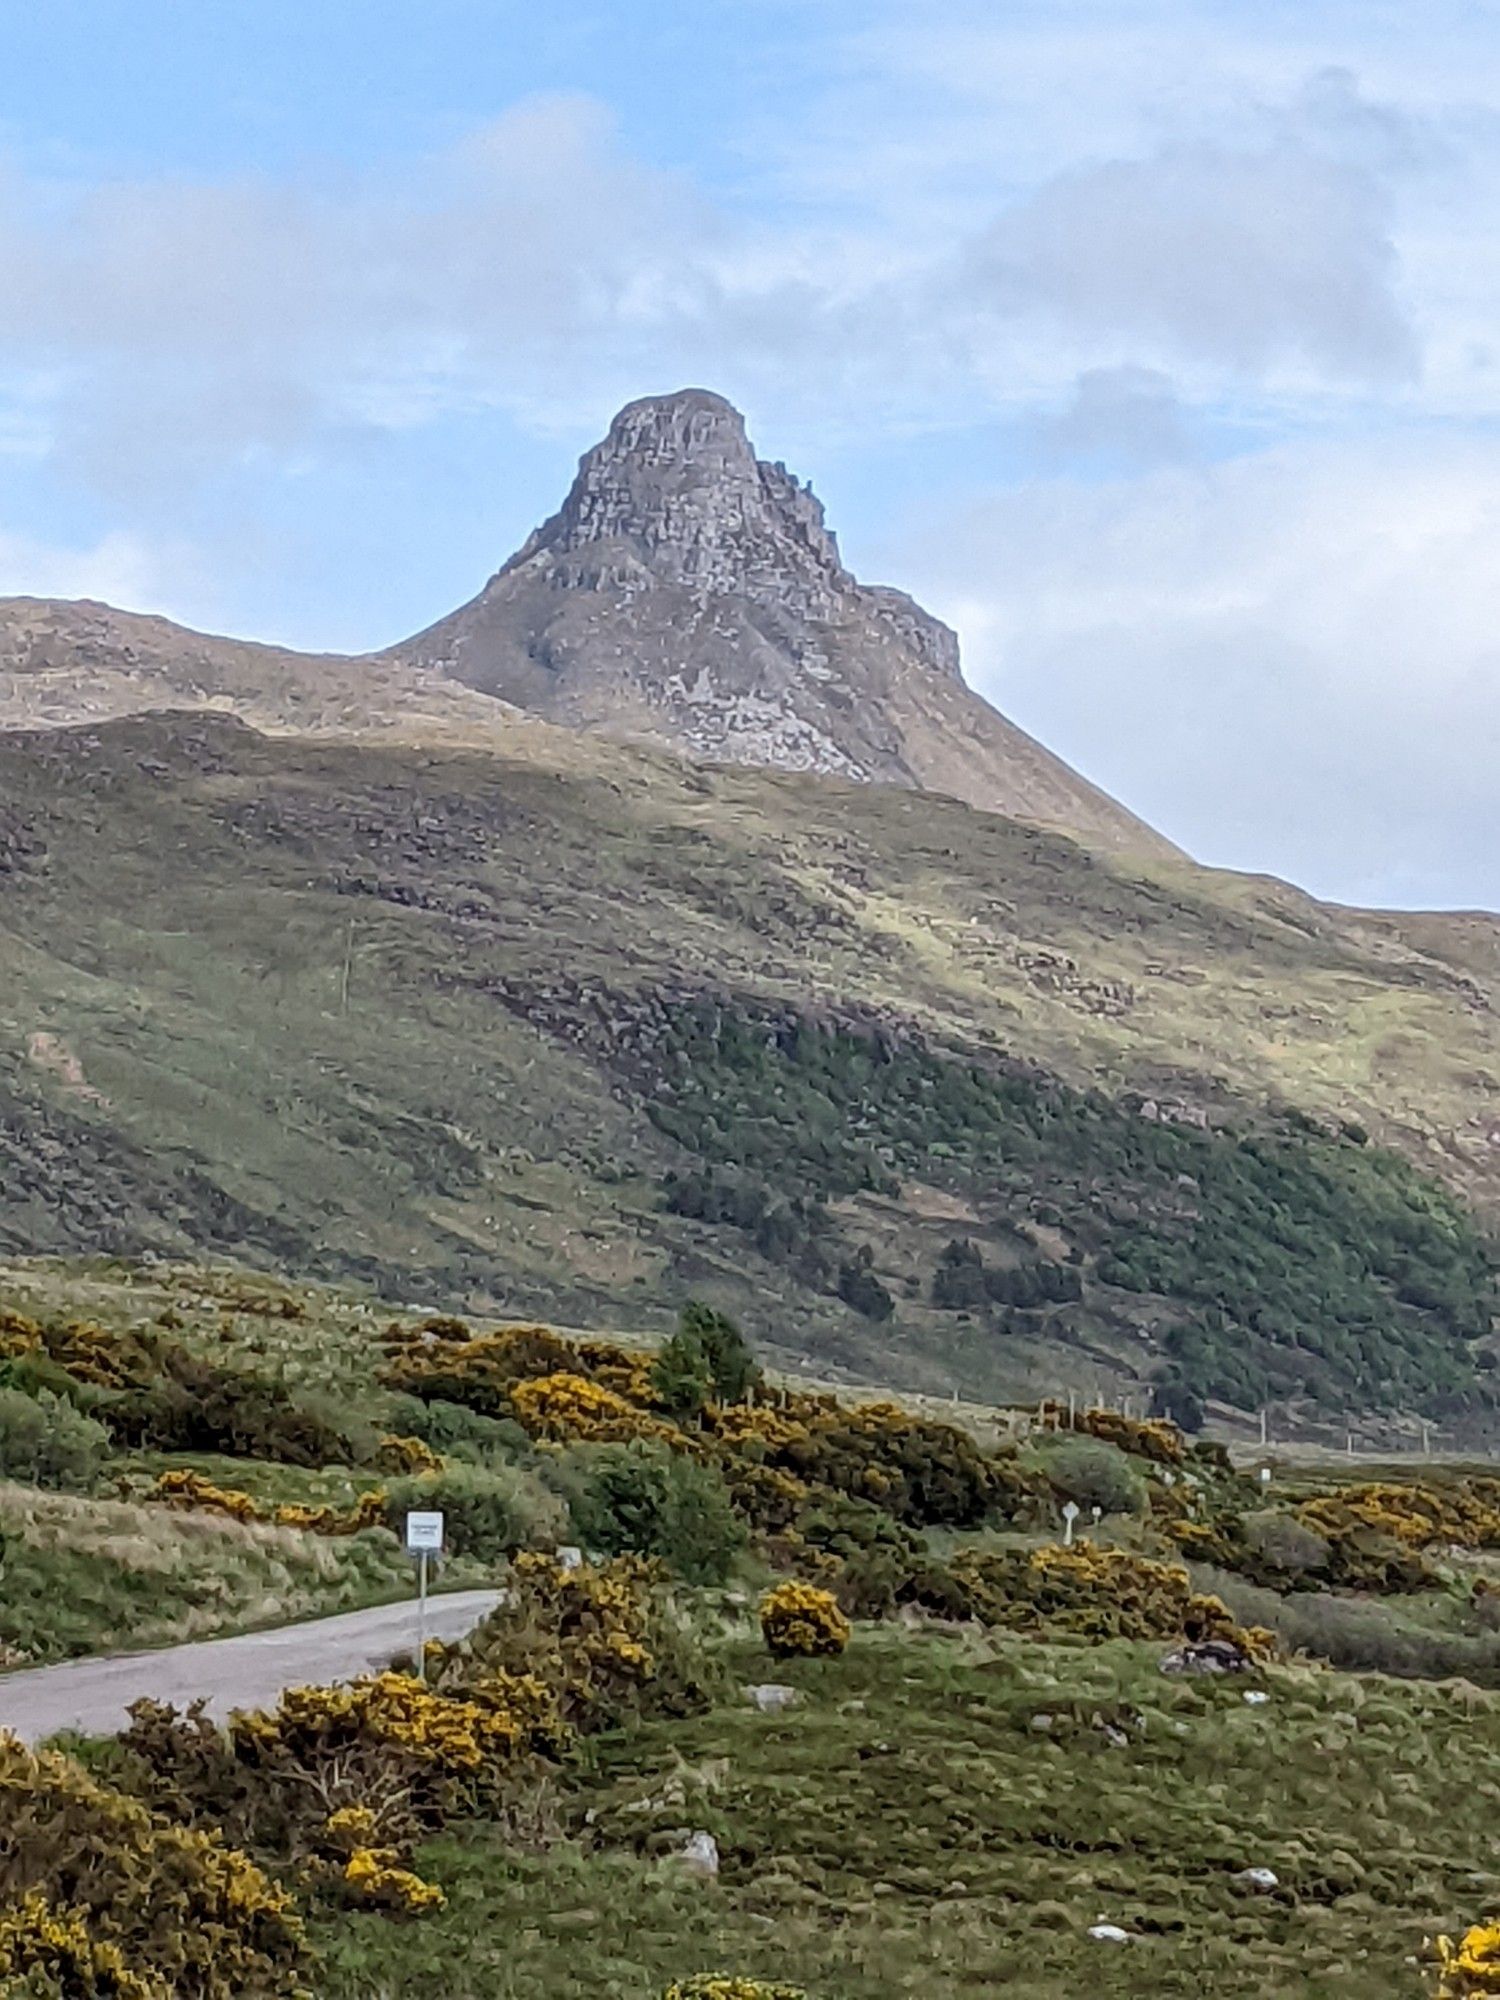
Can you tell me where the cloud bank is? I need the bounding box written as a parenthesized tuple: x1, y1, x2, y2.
(0, 61, 1433, 490)
(907, 436, 1500, 910)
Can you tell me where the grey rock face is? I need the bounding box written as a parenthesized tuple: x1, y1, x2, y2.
(517, 389, 958, 680)
(392, 388, 1175, 855)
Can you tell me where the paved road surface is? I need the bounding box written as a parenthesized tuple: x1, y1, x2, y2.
(0, 1589, 504, 1745)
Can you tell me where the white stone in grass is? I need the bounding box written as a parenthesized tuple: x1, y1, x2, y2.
(746, 1683, 800, 1713)
(1235, 1867, 1279, 1892)
(1243, 1690, 1270, 1707)
(1087, 1923, 1132, 1943)
(677, 1831, 720, 1879)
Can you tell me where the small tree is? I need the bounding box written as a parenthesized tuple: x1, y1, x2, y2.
(565, 1441, 745, 1584)
(650, 1330, 714, 1422)
(1150, 1381, 1207, 1434)
(651, 1303, 760, 1417)
(679, 1302, 760, 1403)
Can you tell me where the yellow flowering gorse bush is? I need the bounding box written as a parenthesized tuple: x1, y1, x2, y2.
(439, 1552, 719, 1732)
(233, 1670, 528, 1787)
(1036, 1402, 1186, 1465)
(373, 1432, 443, 1475)
(1299, 1482, 1500, 1553)
(0, 1731, 308, 1998)
(759, 1581, 851, 1659)
(149, 1467, 261, 1523)
(0, 1890, 162, 1999)
(916, 1542, 1273, 1654)
(510, 1370, 678, 1445)
(149, 1467, 387, 1538)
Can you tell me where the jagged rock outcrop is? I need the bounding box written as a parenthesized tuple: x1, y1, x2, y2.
(391, 389, 1175, 854)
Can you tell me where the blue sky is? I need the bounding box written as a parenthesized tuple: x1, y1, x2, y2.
(2, 1, 1498, 909)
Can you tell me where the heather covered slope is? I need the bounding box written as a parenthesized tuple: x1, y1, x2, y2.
(0, 710, 1495, 1426)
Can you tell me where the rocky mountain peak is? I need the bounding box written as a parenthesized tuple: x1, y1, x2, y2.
(546, 388, 836, 582)
(0, 385, 1174, 855)
(388, 388, 1170, 852)
(499, 388, 955, 669)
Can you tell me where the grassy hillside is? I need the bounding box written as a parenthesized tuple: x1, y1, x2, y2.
(0, 712, 1497, 1424)
(311, 1628, 1497, 2000)
(5, 1254, 1500, 1998)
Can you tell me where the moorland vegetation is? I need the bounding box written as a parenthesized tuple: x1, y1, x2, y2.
(1, 1259, 1500, 1995)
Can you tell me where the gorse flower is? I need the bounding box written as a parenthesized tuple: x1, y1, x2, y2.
(1437, 1922, 1500, 1995)
(149, 1468, 387, 1537)
(342, 1847, 446, 1916)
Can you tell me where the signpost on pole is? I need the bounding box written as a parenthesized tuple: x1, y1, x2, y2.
(404, 1510, 445, 1679)
(1061, 1499, 1080, 1547)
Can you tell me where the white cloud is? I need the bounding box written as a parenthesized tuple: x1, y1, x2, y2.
(962, 135, 1415, 381)
(1028, 365, 1194, 466)
(901, 437, 1500, 909)
(0, 527, 172, 607)
(0, 94, 720, 492)
(0, 56, 1469, 500)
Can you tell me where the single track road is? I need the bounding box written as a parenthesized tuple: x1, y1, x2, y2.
(0, 1588, 504, 1744)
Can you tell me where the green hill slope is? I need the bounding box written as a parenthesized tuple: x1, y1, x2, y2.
(0, 711, 1495, 1426)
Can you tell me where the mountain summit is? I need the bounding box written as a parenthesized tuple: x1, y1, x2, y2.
(391, 389, 1173, 854)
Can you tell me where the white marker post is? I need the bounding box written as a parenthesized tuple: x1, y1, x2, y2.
(1061, 1499, 1080, 1547)
(405, 1510, 445, 1680)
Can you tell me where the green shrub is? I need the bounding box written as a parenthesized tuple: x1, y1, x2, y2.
(677, 1302, 760, 1403)
(794, 1495, 924, 1618)
(1197, 1565, 1500, 1680)
(562, 1441, 745, 1585)
(1030, 1435, 1145, 1517)
(383, 1395, 532, 1468)
(648, 1331, 713, 1423)
(796, 1493, 920, 1564)
(1240, 1508, 1332, 1581)
(104, 1347, 352, 1468)
(0, 1388, 109, 1492)
(0, 1350, 100, 1409)
(382, 1463, 566, 1562)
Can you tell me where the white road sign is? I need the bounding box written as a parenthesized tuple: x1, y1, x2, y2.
(405, 1509, 445, 1553)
